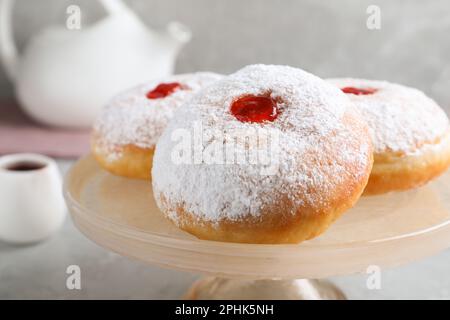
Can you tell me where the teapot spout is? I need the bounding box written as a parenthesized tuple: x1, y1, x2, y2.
(166, 22, 192, 48)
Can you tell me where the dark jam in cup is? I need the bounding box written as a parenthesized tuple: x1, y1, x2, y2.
(5, 161, 46, 171)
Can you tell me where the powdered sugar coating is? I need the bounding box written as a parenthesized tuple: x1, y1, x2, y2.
(328, 78, 450, 154)
(93, 72, 223, 155)
(152, 65, 372, 223)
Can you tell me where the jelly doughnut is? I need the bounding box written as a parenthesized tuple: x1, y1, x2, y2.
(91, 72, 222, 179)
(329, 78, 450, 195)
(152, 65, 373, 244)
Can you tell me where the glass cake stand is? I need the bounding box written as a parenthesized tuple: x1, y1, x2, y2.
(64, 155, 450, 299)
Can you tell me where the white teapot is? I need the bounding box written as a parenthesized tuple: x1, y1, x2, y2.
(0, 0, 191, 128)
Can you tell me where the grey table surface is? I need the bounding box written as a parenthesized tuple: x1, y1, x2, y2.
(0, 160, 449, 300)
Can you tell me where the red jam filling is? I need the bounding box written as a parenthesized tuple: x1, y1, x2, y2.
(341, 87, 377, 95)
(230, 95, 279, 123)
(146, 82, 182, 99)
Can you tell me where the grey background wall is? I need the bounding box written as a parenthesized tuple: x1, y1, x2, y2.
(1, 0, 449, 112)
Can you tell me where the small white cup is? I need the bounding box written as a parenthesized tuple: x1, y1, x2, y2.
(0, 153, 66, 244)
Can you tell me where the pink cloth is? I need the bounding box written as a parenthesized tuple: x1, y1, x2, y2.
(0, 101, 90, 158)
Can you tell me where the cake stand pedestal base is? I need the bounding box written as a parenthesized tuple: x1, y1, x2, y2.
(184, 277, 346, 300)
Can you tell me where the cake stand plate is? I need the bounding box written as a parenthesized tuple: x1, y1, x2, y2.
(64, 156, 450, 299)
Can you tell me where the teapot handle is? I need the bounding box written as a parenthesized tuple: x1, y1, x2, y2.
(0, 0, 18, 81)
